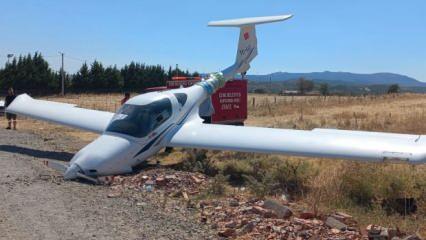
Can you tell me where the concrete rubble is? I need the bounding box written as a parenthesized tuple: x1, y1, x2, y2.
(106, 169, 424, 240)
(107, 168, 209, 197)
(199, 196, 362, 239)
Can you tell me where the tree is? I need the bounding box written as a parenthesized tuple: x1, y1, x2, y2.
(297, 78, 314, 95)
(254, 88, 266, 94)
(319, 83, 329, 96)
(387, 84, 400, 94)
(192, 71, 200, 77)
(72, 62, 90, 90)
(0, 51, 198, 93)
(104, 65, 123, 90)
(167, 66, 173, 80)
(0, 52, 57, 92)
(89, 60, 105, 89)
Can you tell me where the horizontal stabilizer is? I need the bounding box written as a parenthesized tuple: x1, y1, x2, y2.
(209, 14, 292, 79)
(208, 14, 293, 27)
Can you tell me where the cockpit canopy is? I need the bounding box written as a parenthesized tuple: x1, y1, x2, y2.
(106, 98, 172, 138)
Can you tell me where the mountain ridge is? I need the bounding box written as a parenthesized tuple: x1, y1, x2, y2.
(246, 71, 425, 87)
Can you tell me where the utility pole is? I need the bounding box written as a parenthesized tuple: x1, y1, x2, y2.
(59, 52, 65, 95)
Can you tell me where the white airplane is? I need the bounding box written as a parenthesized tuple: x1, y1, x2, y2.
(6, 15, 426, 182)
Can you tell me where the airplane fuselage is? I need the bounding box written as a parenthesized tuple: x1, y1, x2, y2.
(64, 84, 209, 179)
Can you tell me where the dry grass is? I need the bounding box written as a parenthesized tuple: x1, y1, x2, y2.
(248, 93, 426, 235)
(3, 92, 426, 235)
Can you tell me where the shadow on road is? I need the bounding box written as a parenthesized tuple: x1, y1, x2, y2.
(0, 145, 74, 162)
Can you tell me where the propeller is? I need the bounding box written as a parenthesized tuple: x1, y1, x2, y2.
(42, 160, 99, 184)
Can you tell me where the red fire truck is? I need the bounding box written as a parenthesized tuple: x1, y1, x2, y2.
(144, 77, 247, 125)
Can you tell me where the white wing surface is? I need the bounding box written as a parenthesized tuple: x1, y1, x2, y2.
(6, 94, 114, 133)
(208, 15, 293, 27)
(169, 122, 426, 164)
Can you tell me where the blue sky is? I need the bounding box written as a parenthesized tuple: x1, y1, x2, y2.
(0, 0, 425, 81)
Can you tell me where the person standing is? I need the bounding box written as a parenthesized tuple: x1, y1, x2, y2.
(121, 92, 130, 105)
(5, 87, 17, 130)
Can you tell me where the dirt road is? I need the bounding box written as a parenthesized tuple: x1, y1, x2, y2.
(0, 128, 215, 240)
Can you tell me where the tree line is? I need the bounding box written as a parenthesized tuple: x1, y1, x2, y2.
(0, 52, 199, 94)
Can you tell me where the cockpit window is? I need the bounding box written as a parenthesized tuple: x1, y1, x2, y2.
(106, 98, 172, 138)
(174, 93, 187, 106)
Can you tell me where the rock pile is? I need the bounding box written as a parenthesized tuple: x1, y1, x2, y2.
(199, 196, 362, 239)
(365, 224, 423, 240)
(106, 168, 208, 198)
(104, 169, 423, 240)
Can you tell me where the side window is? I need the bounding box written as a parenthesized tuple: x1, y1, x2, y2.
(174, 93, 187, 106)
(150, 98, 172, 130)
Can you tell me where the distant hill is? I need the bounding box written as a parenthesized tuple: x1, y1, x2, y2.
(247, 71, 425, 87)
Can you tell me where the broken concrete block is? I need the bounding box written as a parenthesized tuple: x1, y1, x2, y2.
(218, 228, 235, 238)
(229, 199, 239, 207)
(299, 211, 316, 219)
(155, 177, 166, 186)
(238, 221, 256, 235)
(325, 216, 347, 231)
(336, 212, 352, 219)
(263, 199, 293, 219)
(402, 234, 423, 240)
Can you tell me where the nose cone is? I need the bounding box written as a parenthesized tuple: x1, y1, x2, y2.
(64, 163, 81, 180)
(70, 134, 140, 176)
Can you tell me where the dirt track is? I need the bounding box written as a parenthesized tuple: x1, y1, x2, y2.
(0, 128, 215, 240)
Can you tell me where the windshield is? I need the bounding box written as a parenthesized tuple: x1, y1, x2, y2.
(106, 98, 172, 138)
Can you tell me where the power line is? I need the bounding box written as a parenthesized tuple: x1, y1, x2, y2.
(65, 55, 87, 62)
(44, 55, 60, 58)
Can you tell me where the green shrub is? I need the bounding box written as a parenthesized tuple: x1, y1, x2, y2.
(207, 174, 228, 196)
(244, 174, 276, 198)
(340, 163, 426, 211)
(176, 149, 218, 176)
(341, 163, 378, 207)
(271, 160, 314, 196)
(243, 158, 314, 198)
(219, 160, 253, 185)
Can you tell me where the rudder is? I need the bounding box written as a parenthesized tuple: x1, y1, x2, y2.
(208, 14, 292, 79)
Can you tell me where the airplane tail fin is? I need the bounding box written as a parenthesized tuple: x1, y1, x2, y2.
(208, 15, 292, 79)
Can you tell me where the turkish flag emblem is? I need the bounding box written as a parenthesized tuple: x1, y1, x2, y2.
(244, 32, 250, 40)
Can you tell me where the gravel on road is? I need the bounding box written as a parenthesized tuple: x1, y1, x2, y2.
(0, 128, 215, 240)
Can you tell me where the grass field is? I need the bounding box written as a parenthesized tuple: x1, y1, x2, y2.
(5, 92, 425, 236)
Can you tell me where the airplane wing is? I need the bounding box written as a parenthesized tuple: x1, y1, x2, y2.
(168, 121, 426, 164)
(6, 94, 114, 133)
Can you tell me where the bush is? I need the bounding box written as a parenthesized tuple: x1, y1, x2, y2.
(219, 160, 253, 185)
(240, 157, 314, 198)
(244, 174, 276, 198)
(271, 160, 313, 196)
(207, 174, 228, 196)
(341, 163, 379, 207)
(176, 149, 218, 176)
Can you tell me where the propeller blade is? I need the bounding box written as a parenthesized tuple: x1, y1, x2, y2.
(43, 161, 99, 184)
(43, 160, 68, 173)
(76, 172, 100, 184)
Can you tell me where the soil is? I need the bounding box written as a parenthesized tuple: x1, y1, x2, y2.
(0, 128, 216, 240)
